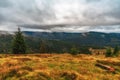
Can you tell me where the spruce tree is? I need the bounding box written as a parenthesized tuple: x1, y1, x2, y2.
(113, 46, 119, 57)
(105, 47, 112, 57)
(40, 40, 47, 53)
(70, 46, 79, 55)
(12, 27, 26, 54)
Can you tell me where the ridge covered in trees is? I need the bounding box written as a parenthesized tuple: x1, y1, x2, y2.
(0, 31, 120, 54)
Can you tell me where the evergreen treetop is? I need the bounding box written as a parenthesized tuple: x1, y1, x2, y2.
(12, 27, 26, 54)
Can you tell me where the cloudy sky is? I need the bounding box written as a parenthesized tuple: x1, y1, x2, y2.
(0, 0, 120, 33)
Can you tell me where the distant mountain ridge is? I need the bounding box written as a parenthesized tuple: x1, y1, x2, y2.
(0, 31, 14, 35)
(1, 31, 120, 46)
(0, 31, 10, 35)
(22, 31, 120, 47)
(0, 31, 120, 53)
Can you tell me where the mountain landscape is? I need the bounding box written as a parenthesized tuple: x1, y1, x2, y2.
(0, 0, 120, 79)
(23, 31, 120, 47)
(0, 31, 120, 54)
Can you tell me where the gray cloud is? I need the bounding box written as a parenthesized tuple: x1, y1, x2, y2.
(0, 0, 120, 32)
(0, 0, 11, 8)
(86, 0, 101, 2)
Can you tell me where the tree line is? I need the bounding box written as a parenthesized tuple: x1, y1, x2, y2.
(0, 27, 120, 57)
(9, 28, 91, 54)
(106, 46, 120, 57)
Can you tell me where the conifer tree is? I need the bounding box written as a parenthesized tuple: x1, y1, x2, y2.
(40, 40, 47, 53)
(12, 27, 26, 54)
(105, 47, 112, 57)
(113, 46, 119, 57)
(70, 46, 79, 55)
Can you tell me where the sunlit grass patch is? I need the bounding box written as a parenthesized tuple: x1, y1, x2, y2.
(0, 54, 120, 80)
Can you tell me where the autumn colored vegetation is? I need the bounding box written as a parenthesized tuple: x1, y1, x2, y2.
(0, 54, 120, 80)
(0, 28, 119, 80)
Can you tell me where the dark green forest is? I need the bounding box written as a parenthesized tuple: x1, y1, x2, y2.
(0, 31, 120, 54)
(0, 35, 89, 54)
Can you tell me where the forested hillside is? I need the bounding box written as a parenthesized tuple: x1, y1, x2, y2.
(0, 31, 120, 53)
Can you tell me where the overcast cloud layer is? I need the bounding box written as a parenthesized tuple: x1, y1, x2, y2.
(0, 0, 120, 32)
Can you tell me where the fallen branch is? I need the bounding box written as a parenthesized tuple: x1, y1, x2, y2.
(95, 63, 115, 72)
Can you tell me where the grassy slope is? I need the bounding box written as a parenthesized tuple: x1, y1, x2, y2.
(0, 54, 120, 80)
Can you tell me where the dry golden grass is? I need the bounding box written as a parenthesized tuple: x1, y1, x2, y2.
(0, 54, 120, 80)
